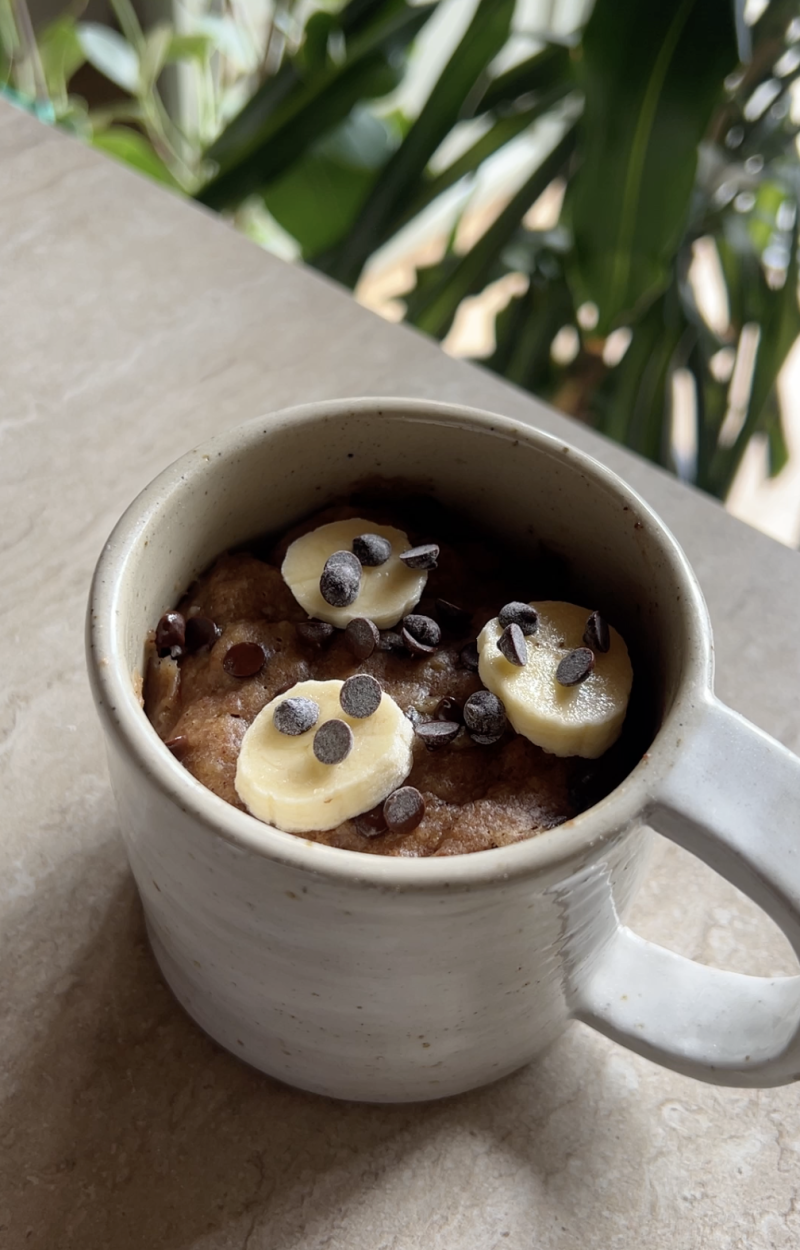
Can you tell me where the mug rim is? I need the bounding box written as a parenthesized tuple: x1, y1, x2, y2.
(87, 396, 713, 889)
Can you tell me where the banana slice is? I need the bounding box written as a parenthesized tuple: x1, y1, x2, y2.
(235, 679, 414, 832)
(281, 518, 427, 628)
(477, 602, 633, 759)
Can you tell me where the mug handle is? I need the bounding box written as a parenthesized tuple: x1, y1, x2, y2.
(572, 695, 800, 1086)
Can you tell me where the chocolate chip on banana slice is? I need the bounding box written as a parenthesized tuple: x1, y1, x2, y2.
(477, 602, 633, 759)
(282, 518, 429, 629)
(235, 679, 414, 832)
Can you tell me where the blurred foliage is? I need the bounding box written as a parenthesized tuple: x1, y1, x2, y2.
(2, 0, 800, 499)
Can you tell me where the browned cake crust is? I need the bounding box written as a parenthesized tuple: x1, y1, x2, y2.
(143, 502, 589, 856)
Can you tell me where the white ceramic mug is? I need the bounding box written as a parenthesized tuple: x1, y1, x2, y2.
(87, 398, 800, 1102)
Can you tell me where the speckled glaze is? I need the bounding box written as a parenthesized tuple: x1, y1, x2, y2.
(87, 398, 800, 1101)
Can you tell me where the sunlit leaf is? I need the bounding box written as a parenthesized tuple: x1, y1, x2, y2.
(165, 33, 213, 64)
(198, 0, 433, 210)
(38, 17, 85, 101)
(140, 23, 172, 94)
(404, 126, 576, 338)
(77, 23, 139, 93)
(398, 86, 570, 229)
(192, 14, 257, 72)
(318, 0, 517, 287)
(198, 55, 400, 209)
(92, 127, 180, 187)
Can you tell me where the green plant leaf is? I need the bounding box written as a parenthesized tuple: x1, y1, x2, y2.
(140, 23, 172, 94)
(89, 100, 146, 129)
(198, 54, 400, 210)
(203, 0, 397, 168)
(204, 64, 300, 169)
(744, 178, 790, 256)
(92, 127, 180, 187)
(687, 338, 729, 493)
(192, 14, 256, 72)
(264, 153, 374, 256)
(486, 272, 574, 393)
(398, 84, 571, 229)
(763, 391, 789, 478)
(37, 17, 85, 102)
(569, 0, 739, 334)
(322, 105, 397, 170)
(296, 10, 338, 75)
(197, 0, 433, 211)
(594, 281, 688, 468)
(716, 214, 760, 337)
(404, 126, 577, 339)
(211, 0, 432, 169)
(476, 44, 573, 114)
(317, 0, 517, 288)
(708, 234, 800, 495)
(77, 23, 138, 94)
(165, 33, 213, 64)
(264, 110, 397, 256)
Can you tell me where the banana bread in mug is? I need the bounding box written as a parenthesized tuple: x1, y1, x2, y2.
(143, 488, 643, 856)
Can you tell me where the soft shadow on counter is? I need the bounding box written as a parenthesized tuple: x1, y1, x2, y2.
(1, 836, 650, 1250)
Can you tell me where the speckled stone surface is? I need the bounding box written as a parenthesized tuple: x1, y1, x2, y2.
(1, 101, 799, 1249)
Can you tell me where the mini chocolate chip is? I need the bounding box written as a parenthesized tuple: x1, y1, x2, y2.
(463, 690, 507, 738)
(222, 641, 266, 678)
(405, 706, 424, 725)
(399, 544, 439, 570)
(435, 599, 471, 632)
(378, 630, 405, 652)
(340, 674, 382, 718)
(498, 602, 539, 636)
(297, 619, 334, 647)
(352, 533, 391, 566)
(320, 551, 361, 607)
(402, 614, 441, 648)
(185, 615, 220, 654)
(313, 719, 354, 764)
(383, 786, 425, 834)
(556, 647, 595, 687)
(459, 641, 480, 671)
(583, 610, 610, 654)
(497, 622, 527, 667)
(354, 805, 388, 838)
(434, 696, 463, 723)
(165, 734, 189, 760)
(156, 611, 185, 657)
(344, 616, 379, 660)
(402, 628, 436, 658)
(415, 720, 461, 749)
(470, 731, 505, 746)
(273, 697, 319, 736)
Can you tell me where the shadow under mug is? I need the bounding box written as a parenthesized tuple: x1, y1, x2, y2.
(87, 398, 800, 1102)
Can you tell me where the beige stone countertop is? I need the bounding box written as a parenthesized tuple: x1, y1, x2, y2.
(2, 100, 799, 1249)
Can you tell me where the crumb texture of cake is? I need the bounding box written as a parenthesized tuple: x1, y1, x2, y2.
(143, 498, 639, 855)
